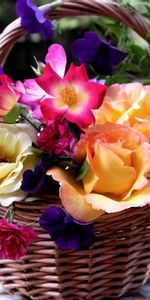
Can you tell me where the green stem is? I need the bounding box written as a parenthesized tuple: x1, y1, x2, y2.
(20, 111, 41, 132)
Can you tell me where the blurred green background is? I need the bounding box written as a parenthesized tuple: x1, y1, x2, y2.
(0, 0, 150, 83)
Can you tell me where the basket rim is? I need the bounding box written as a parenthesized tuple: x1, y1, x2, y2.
(0, 0, 150, 66)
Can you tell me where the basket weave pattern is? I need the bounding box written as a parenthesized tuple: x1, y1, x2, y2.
(1, 200, 150, 300)
(1, 1, 150, 299)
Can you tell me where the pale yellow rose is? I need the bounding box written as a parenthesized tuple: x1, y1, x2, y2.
(0, 123, 38, 206)
(94, 82, 150, 140)
(47, 123, 150, 222)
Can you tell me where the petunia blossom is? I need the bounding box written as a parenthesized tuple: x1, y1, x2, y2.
(39, 205, 96, 250)
(21, 152, 60, 195)
(36, 63, 107, 128)
(21, 165, 46, 193)
(0, 219, 37, 260)
(70, 31, 127, 75)
(16, 0, 54, 40)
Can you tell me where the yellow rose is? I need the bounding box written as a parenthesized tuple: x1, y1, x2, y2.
(47, 123, 150, 222)
(94, 82, 150, 140)
(0, 123, 38, 206)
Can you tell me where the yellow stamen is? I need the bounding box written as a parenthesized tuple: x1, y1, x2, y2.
(60, 85, 78, 106)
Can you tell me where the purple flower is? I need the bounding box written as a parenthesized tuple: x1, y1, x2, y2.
(21, 165, 46, 193)
(70, 31, 127, 75)
(21, 154, 60, 194)
(16, 0, 54, 40)
(0, 68, 3, 75)
(39, 206, 96, 250)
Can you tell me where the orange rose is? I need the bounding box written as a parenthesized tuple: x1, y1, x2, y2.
(94, 82, 150, 140)
(47, 123, 150, 222)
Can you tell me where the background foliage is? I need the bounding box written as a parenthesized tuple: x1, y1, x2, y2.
(0, 0, 150, 83)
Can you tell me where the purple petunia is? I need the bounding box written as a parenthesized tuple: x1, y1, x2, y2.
(70, 31, 127, 75)
(21, 164, 46, 193)
(39, 206, 96, 250)
(16, 0, 54, 40)
(0, 68, 3, 75)
(21, 154, 60, 194)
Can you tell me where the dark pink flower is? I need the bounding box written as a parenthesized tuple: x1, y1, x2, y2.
(37, 116, 76, 155)
(0, 219, 37, 260)
(15, 44, 67, 122)
(36, 63, 107, 128)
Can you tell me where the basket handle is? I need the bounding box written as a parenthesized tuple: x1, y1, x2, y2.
(0, 0, 150, 66)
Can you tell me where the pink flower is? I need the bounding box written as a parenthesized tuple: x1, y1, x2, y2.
(34, 43, 107, 128)
(36, 63, 107, 128)
(37, 116, 76, 155)
(45, 44, 67, 78)
(16, 79, 47, 121)
(0, 219, 37, 260)
(0, 74, 20, 117)
(15, 44, 67, 122)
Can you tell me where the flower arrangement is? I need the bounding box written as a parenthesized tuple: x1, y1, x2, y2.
(1, 0, 150, 261)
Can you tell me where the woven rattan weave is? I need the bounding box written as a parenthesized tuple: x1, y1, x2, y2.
(1, 1, 150, 299)
(1, 200, 150, 299)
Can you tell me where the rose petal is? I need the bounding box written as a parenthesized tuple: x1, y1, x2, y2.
(47, 167, 103, 222)
(45, 44, 67, 78)
(64, 64, 89, 83)
(87, 181, 150, 213)
(36, 64, 62, 95)
(84, 142, 136, 195)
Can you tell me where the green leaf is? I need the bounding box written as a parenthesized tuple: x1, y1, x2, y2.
(4, 106, 23, 123)
(106, 73, 133, 85)
(123, 63, 141, 73)
(130, 44, 146, 60)
(76, 160, 89, 181)
(30, 146, 43, 155)
(68, 121, 81, 142)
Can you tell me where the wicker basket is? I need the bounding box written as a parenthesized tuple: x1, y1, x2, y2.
(1, 1, 150, 300)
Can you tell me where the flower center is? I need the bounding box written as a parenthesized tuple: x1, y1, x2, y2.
(60, 85, 78, 106)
